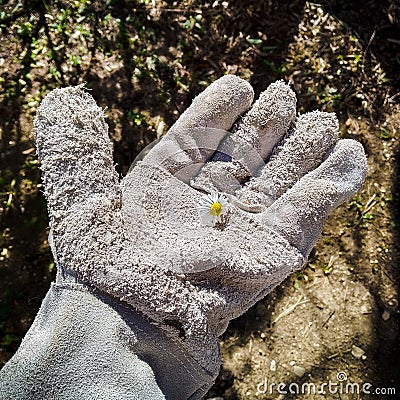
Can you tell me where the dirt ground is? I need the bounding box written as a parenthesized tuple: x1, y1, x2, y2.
(0, 1, 399, 399)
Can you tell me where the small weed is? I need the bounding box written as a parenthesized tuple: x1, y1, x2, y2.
(128, 110, 148, 127)
(48, 262, 55, 273)
(380, 127, 395, 140)
(0, 334, 20, 347)
(17, 20, 34, 37)
(184, 15, 203, 32)
(322, 256, 335, 275)
(49, 65, 61, 82)
(67, 53, 82, 66)
(1, 178, 16, 210)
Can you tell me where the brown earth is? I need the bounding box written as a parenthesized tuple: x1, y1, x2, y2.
(0, 1, 399, 399)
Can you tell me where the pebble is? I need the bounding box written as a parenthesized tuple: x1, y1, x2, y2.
(294, 365, 306, 377)
(351, 345, 365, 359)
(382, 310, 390, 321)
(270, 359, 276, 371)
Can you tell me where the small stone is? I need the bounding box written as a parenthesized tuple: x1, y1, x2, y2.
(260, 332, 266, 339)
(351, 345, 365, 359)
(289, 360, 296, 366)
(382, 310, 390, 321)
(388, 298, 397, 307)
(270, 359, 276, 371)
(294, 365, 306, 377)
(360, 305, 369, 314)
(156, 120, 166, 138)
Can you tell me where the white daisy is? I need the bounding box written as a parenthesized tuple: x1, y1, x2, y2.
(198, 192, 229, 227)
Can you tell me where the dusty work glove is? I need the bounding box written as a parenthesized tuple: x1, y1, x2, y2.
(0, 75, 366, 400)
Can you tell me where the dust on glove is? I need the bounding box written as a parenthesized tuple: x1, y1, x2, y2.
(30, 75, 367, 396)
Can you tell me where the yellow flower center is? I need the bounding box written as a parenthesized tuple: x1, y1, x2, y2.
(209, 202, 222, 217)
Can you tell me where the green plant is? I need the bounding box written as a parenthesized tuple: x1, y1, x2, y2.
(128, 110, 148, 127)
(17, 20, 34, 36)
(49, 65, 61, 82)
(184, 15, 203, 32)
(1, 178, 16, 210)
(322, 256, 335, 275)
(380, 127, 394, 140)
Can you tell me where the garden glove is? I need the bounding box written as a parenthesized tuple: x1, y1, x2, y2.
(0, 75, 367, 400)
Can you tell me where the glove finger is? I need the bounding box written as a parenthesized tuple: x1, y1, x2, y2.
(262, 139, 367, 256)
(236, 111, 339, 207)
(139, 75, 254, 182)
(34, 85, 120, 223)
(191, 80, 296, 194)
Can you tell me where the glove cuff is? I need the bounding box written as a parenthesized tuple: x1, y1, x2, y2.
(0, 282, 215, 400)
